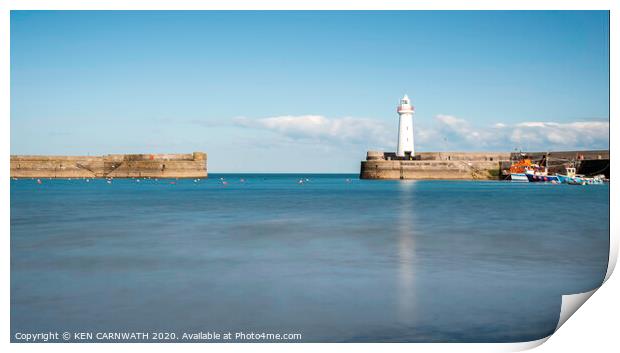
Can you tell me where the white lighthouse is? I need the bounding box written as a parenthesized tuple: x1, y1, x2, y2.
(396, 94, 415, 157)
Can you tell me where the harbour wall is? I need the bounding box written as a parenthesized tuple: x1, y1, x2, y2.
(361, 150, 609, 180)
(10, 152, 207, 179)
(501, 150, 610, 178)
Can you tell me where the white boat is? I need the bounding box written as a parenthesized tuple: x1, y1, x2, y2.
(557, 167, 581, 184)
(509, 157, 535, 182)
(557, 167, 606, 185)
(510, 173, 529, 182)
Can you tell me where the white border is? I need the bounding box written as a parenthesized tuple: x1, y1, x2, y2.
(2, 1, 616, 352)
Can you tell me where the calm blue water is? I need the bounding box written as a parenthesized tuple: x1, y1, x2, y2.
(11, 175, 609, 342)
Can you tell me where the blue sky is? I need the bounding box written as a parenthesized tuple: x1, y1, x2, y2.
(11, 11, 609, 172)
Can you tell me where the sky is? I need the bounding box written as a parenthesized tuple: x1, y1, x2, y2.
(11, 11, 609, 172)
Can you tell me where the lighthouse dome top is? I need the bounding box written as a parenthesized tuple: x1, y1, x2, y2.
(397, 94, 414, 113)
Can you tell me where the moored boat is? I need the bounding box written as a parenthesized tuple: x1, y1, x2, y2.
(509, 157, 559, 183)
(510, 173, 529, 182)
(525, 173, 560, 183)
(556, 167, 582, 184)
(556, 167, 606, 185)
(557, 174, 580, 184)
(582, 176, 604, 185)
(509, 158, 535, 182)
(520, 152, 560, 183)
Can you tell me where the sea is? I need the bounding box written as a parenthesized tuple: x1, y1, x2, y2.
(10, 174, 610, 342)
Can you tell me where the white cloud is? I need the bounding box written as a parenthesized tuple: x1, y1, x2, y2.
(431, 115, 609, 151)
(233, 115, 392, 148)
(435, 115, 470, 137)
(516, 122, 550, 128)
(434, 114, 494, 146)
(505, 121, 609, 149)
(231, 113, 608, 152)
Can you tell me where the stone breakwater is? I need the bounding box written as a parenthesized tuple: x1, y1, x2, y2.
(10, 152, 207, 179)
(360, 150, 609, 180)
(361, 152, 509, 180)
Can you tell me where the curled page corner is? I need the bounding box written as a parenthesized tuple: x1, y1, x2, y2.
(539, 237, 616, 345)
(510, 289, 599, 352)
(511, 287, 601, 351)
(505, 336, 550, 352)
(604, 232, 618, 283)
(555, 288, 597, 332)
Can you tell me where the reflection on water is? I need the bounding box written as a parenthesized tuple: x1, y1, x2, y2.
(397, 181, 416, 325)
(10, 175, 609, 342)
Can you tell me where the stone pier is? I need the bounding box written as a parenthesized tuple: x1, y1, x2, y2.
(10, 152, 208, 179)
(360, 150, 609, 180)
